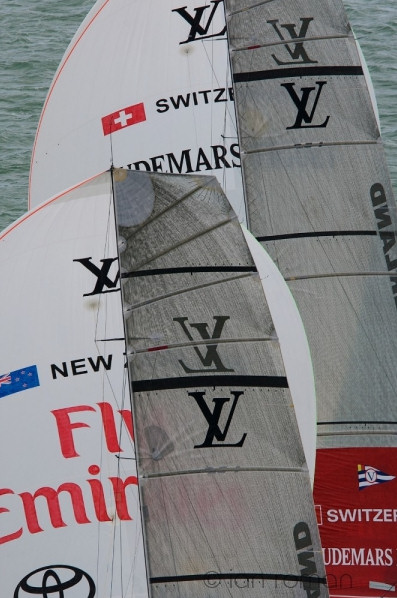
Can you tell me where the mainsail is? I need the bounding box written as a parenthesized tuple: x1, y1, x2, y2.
(0, 169, 326, 596)
(225, 0, 397, 596)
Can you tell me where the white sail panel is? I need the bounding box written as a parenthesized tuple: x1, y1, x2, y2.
(29, 0, 243, 219)
(0, 173, 148, 597)
(242, 227, 316, 484)
(226, 0, 397, 595)
(114, 170, 327, 597)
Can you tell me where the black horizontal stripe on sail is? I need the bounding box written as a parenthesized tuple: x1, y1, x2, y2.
(132, 375, 288, 393)
(233, 65, 363, 83)
(318, 420, 397, 426)
(122, 266, 257, 278)
(257, 230, 377, 243)
(150, 572, 326, 584)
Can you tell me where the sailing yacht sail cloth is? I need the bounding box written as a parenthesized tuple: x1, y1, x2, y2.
(27, 0, 319, 483)
(225, 0, 397, 596)
(114, 170, 327, 598)
(29, 0, 243, 219)
(0, 173, 148, 597)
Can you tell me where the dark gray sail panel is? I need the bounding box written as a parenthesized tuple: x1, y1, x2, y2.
(242, 145, 394, 241)
(115, 170, 327, 597)
(227, 1, 349, 42)
(142, 472, 324, 598)
(130, 384, 304, 475)
(225, 0, 397, 592)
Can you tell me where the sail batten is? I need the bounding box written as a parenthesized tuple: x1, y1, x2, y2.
(233, 65, 364, 81)
(131, 374, 289, 392)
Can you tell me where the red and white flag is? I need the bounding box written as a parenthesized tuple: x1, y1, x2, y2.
(101, 103, 146, 136)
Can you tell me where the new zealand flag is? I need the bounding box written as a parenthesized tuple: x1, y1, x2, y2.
(0, 365, 40, 398)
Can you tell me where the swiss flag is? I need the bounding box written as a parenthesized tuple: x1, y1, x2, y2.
(101, 103, 146, 136)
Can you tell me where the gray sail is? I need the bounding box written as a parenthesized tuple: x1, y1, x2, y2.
(114, 169, 327, 598)
(226, 1, 397, 595)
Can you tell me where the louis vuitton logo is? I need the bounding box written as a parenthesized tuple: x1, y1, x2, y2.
(190, 390, 247, 448)
(282, 81, 330, 129)
(268, 18, 317, 65)
(74, 257, 120, 296)
(173, 0, 226, 45)
(173, 316, 233, 373)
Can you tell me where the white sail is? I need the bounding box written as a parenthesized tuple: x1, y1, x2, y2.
(225, 0, 397, 595)
(28, 0, 318, 482)
(0, 169, 327, 596)
(29, 0, 243, 219)
(0, 174, 149, 597)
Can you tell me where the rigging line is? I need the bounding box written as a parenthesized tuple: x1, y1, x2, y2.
(141, 466, 305, 479)
(124, 271, 257, 312)
(124, 212, 237, 272)
(242, 139, 379, 155)
(222, 1, 250, 230)
(111, 169, 152, 598)
(121, 177, 212, 242)
(200, 35, 237, 133)
(231, 33, 353, 51)
(128, 336, 276, 355)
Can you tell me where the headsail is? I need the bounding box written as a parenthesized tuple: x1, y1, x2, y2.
(0, 173, 148, 596)
(114, 169, 326, 597)
(28, 0, 243, 218)
(225, 0, 397, 595)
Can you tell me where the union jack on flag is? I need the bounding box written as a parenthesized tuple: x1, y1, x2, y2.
(0, 365, 39, 398)
(0, 374, 11, 387)
(358, 464, 395, 490)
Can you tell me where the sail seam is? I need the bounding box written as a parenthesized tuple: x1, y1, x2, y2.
(318, 421, 397, 425)
(124, 272, 258, 311)
(257, 230, 377, 242)
(127, 215, 237, 271)
(129, 336, 276, 355)
(122, 178, 213, 240)
(231, 33, 353, 51)
(285, 272, 397, 281)
(242, 139, 378, 155)
(141, 466, 306, 478)
(318, 430, 397, 437)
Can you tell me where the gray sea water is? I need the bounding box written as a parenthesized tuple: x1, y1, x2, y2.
(0, 0, 396, 231)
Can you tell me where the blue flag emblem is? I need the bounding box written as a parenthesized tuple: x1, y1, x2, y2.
(0, 365, 40, 398)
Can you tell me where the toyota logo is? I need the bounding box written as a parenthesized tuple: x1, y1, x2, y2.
(14, 565, 96, 597)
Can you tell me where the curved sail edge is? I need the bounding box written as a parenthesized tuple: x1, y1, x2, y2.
(0, 171, 149, 598)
